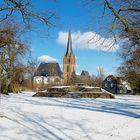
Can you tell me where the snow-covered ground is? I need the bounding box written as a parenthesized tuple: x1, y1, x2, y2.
(0, 92, 140, 140)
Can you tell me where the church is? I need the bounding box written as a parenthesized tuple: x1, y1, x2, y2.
(33, 31, 76, 85)
(33, 31, 90, 85)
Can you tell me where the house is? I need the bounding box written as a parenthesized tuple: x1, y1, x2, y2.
(81, 70, 90, 76)
(102, 75, 132, 94)
(33, 62, 63, 85)
(33, 76, 63, 85)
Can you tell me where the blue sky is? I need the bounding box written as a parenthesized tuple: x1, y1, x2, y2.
(26, 0, 121, 76)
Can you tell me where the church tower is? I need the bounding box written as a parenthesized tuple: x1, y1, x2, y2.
(63, 31, 76, 84)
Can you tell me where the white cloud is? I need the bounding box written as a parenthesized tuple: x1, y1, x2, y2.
(57, 31, 119, 52)
(38, 55, 58, 63)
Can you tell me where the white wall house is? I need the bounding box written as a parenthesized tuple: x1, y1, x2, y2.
(33, 76, 63, 85)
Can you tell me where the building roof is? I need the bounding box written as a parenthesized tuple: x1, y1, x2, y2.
(81, 70, 90, 76)
(35, 62, 62, 77)
(65, 31, 73, 56)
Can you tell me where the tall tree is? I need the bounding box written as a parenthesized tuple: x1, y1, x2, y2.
(0, 21, 29, 94)
(85, 0, 140, 93)
(0, 0, 58, 94)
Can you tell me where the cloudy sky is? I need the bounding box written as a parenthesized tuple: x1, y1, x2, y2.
(29, 0, 121, 76)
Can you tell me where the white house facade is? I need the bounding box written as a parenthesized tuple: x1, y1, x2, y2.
(33, 76, 63, 85)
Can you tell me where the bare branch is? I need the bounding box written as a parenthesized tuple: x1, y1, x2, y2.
(105, 0, 140, 33)
(119, 8, 140, 12)
(0, 0, 56, 31)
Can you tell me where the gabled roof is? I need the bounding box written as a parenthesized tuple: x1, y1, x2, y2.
(81, 70, 90, 76)
(65, 31, 73, 56)
(35, 62, 62, 77)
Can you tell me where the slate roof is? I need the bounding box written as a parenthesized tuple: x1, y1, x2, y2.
(81, 70, 90, 76)
(35, 62, 62, 77)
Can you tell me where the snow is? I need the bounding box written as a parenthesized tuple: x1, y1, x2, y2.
(79, 86, 100, 89)
(51, 86, 70, 89)
(68, 91, 103, 94)
(0, 92, 140, 140)
(101, 88, 114, 95)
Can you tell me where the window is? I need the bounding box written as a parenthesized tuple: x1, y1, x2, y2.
(105, 83, 108, 87)
(68, 58, 70, 63)
(111, 83, 114, 87)
(67, 66, 69, 72)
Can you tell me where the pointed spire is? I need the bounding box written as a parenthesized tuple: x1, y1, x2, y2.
(66, 30, 73, 55)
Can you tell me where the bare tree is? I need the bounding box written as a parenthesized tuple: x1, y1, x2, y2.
(84, 0, 140, 92)
(0, 20, 29, 94)
(96, 66, 105, 87)
(102, 0, 140, 93)
(0, 0, 58, 94)
(25, 58, 39, 88)
(118, 32, 140, 93)
(83, 0, 140, 50)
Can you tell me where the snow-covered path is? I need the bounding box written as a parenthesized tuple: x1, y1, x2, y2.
(0, 92, 140, 140)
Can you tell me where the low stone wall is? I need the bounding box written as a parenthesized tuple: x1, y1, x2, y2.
(33, 92, 115, 99)
(33, 92, 67, 97)
(33, 86, 115, 99)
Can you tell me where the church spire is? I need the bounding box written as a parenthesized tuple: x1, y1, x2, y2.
(63, 30, 76, 84)
(65, 31, 73, 55)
